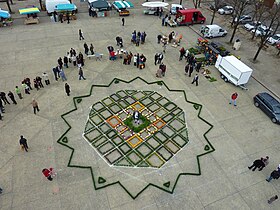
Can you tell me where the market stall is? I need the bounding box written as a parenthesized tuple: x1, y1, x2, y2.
(55, 3, 77, 20)
(142, 1, 169, 16)
(0, 9, 12, 27)
(19, 7, 40, 25)
(112, 1, 133, 16)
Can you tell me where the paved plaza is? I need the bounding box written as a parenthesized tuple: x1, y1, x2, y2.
(0, 0, 280, 209)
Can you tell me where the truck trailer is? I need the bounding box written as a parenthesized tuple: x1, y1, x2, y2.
(215, 55, 253, 89)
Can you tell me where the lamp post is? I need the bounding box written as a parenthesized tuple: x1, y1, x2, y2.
(180, 0, 183, 5)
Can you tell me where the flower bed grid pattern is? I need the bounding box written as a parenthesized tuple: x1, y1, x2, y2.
(83, 90, 189, 168)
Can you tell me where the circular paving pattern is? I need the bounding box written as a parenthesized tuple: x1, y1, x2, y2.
(83, 90, 189, 168)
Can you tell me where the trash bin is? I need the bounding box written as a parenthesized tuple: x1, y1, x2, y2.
(233, 39, 241, 50)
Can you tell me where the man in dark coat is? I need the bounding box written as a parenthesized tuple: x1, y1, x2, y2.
(19, 135, 29, 152)
(65, 83, 70, 96)
(0, 92, 10, 105)
(248, 158, 265, 171)
(8, 91, 17, 104)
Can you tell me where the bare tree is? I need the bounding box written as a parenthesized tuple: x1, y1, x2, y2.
(251, 0, 269, 40)
(210, 0, 224, 25)
(253, 3, 280, 61)
(193, 0, 200, 8)
(228, 0, 250, 43)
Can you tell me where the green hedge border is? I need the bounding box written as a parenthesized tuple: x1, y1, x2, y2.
(57, 77, 215, 199)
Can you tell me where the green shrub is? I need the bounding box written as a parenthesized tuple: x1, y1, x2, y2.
(123, 115, 151, 133)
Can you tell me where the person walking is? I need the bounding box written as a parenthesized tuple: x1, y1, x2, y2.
(162, 42, 167, 53)
(268, 195, 278, 204)
(266, 170, 280, 182)
(22, 82, 30, 94)
(248, 158, 265, 171)
(229, 92, 238, 106)
(19, 135, 29, 152)
(185, 63, 190, 75)
(59, 13, 63, 23)
(65, 83, 71, 96)
(42, 168, 56, 181)
(179, 47, 186, 61)
(42, 72, 50, 85)
(32, 98, 40, 114)
(122, 17, 125, 26)
(8, 91, 17, 104)
(158, 52, 164, 64)
(78, 68, 86, 80)
(79, 29, 84, 40)
(15, 86, 23, 99)
(0, 92, 10, 105)
(189, 65, 194, 77)
(36, 76, 44, 88)
(154, 53, 159, 65)
(191, 74, 199, 86)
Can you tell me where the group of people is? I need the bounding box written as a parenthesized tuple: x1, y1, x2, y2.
(248, 156, 280, 183)
(131, 30, 147, 46)
(0, 74, 51, 120)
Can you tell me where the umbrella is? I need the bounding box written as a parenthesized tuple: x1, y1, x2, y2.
(89, 0, 110, 10)
(19, 7, 40, 15)
(0, 9, 10, 18)
(55, 3, 76, 11)
(113, 1, 134, 9)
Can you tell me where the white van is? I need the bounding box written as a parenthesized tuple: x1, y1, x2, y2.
(200, 24, 227, 38)
(170, 4, 185, 15)
(46, 0, 77, 14)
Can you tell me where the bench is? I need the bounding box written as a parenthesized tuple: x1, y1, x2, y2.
(87, 53, 103, 61)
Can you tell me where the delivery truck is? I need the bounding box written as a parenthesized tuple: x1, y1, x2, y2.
(215, 55, 253, 89)
(176, 9, 205, 26)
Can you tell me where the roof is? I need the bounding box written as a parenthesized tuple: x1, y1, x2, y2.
(205, 24, 221, 29)
(142, 2, 169, 8)
(55, 3, 76, 11)
(89, 0, 110, 9)
(223, 56, 253, 73)
(19, 7, 40, 15)
(178, 8, 201, 14)
(0, 9, 10, 18)
(113, 1, 133, 9)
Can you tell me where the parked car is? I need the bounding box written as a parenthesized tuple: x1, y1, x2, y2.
(234, 15, 252, 24)
(218, 6, 233, 15)
(252, 25, 273, 37)
(244, 21, 261, 31)
(254, 92, 280, 124)
(209, 2, 227, 11)
(170, 4, 185, 15)
(267, 34, 280, 45)
(200, 24, 227, 38)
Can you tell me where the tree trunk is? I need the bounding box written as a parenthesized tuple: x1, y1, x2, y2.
(277, 49, 280, 56)
(210, 10, 216, 25)
(253, 42, 263, 61)
(6, 0, 12, 13)
(229, 23, 239, 43)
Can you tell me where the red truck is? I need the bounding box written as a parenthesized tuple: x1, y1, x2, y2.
(176, 9, 206, 26)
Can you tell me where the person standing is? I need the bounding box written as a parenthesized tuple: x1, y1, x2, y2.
(53, 11, 57, 22)
(179, 47, 186, 61)
(0, 92, 10, 105)
(185, 63, 189, 75)
(63, 56, 68, 68)
(19, 135, 29, 152)
(22, 82, 30, 94)
(162, 42, 167, 53)
(65, 83, 71, 96)
(15, 86, 22, 99)
(189, 65, 194, 77)
(79, 29, 84, 40)
(229, 92, 238, 106)
(59, 13, 63, 23)
(8, 91, 17, 104)
(42, 72, 50, 85)
(154, 53, 159, 65)
(78, 68, 86, 80)
(36, 76, 44, 88)
(191, 74, 199, 86)
(66, 12, 70, 24)
(59, 69, 67, 81)
(84, 43, 89, 55)
(52, 67, 58, 81)
(90, 44, 94, 55)
(248, 158, 265, 171)
(122, 17, 125, 26)
(157, 34, 162, 44)
(32, 99, 40, 114)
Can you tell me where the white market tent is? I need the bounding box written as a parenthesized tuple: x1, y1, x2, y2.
(142, 1, 169, 8)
